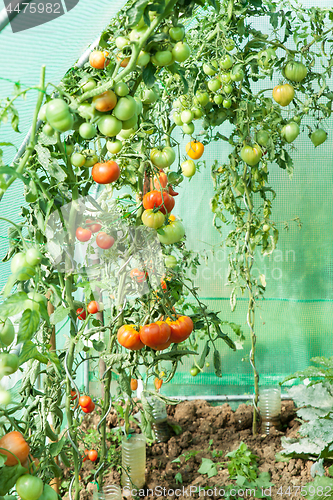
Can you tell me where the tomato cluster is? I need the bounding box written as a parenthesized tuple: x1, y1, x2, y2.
(83, 448, 98, 462)
(79, 395, 95, 414)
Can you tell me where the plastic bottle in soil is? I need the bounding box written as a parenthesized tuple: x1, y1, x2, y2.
(122, 434, 146, 494)
(94, 485, 122, 500)
(259, 385, 281, 434)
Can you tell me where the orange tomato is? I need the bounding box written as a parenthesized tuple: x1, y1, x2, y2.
(140, 321, 171, 349)
(154, 377, 163, 390)
(117, 325, 144, 350)
(81, 401, 95, 414)
(88, 449, 98, 462)
(117, 53, 130, 67)
(185, 141, 204, 160)
(89, 50, 110, 69)
(166, 315, 193, 343)
(130, 268, 147, 283)
(130, 378, 138, 391)
(0, 431, 30, 466)
(92, 90, 117, 112)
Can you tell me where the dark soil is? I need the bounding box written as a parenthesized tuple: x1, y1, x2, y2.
(64, 400, 330, 500)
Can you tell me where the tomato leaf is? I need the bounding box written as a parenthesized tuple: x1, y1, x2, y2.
(18, 341, 48, 366)
(18, 309, 40, 342)
(50, 306, 71, 325)
(0, 166, 29, 185)
(49, 435, 66, 457)
(213, 349, 222, 377)
(0, 463, 27, 495)
(0, 292, 28, 317)
(126, 0, 149, 28)
(142, 62, 157, 88)
(249, 0, 262, 6)
(198, 341, 210, 369)
(215, 325, 236, 351)
(92, 340, 105, 352)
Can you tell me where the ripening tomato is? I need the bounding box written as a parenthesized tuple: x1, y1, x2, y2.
(185, 141, 204, 160)
(89, 50, 110, 69)
(92, 161, 120, 184)
(181, 159, 196, 178)
(92, 90, 117, 112)
(151, 170, 168, 191)
(158, 220, 185, 245)
(130, 378, 138, 391)
(117, 325, 144, 350)
(85, 219, 102, 233)
(240, 144, 262, 166)
(81, 400, 95, 413)
(88, 450, 98, 462)
(142, 209, 165, 229)
(76, 308, 86, 321)
(16, 474, 44, 500)
(272, 84, 295, 106)
(76, 227, 92, 242)
(87, 301, 99, 314)
(71, 153, 86, 168)
(0, 431, 30, 466)
(130, 268, 147, 283)
(70, 390, 78, 400)
(143, 190, 175, 215)
(154, 378, 163, 390)
(150, 147, 176, 168)
(79, 395, 92, 408)
(166, 315, 193, 343)
(140, 321, 171, 349)
(96, 232, 115, 249)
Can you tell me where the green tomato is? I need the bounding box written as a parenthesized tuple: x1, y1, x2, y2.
(45, 99, 73, 133)
(26, 248, 42, 266)
(182, 122, 195, 135)
(77, 102, 96, 120)
(310, 128, 327, 147)
(151, 50, 173, 66)
(164, 255, 177, 268)
(80, 78, 96, 92)
(150, 147, 176, 168)
(214, 95, 223, 105)
(117, 126, 138, 139)
(181, 109, 194, 124)
(220, 72, 231, 84)
(0, 353, 19, 377)
(114, 81, 129, 97)
(220, 54, 233, 70)
(135, 97, 143, 115)
(115, 36, 130, 50)
(121, 113, 138, 130)
(36, 484, 58, 500)
(129, 26, 148, 41)
(172, 42, 191, 63)
(79, 123, 97, 140)
(191, 106, 203, 119)
(284, 61, 307, 83)
(113, 96, 137, 121)
(71, 153, 86, 168)
(258, 47, 276, 68)
(141, 88, 159, 105)
(158, 220, 185, 245)
(281, 122, 300, 143)
(195, 91, 210, 107)
(223, 83, 233, 94)
(38, 103, 48, 121)
(98, 115, 122, 137)
(64, 143, 74, 156)
(190, 367, 199, 377)
(0, 318, 15, 346)
(240, 144, 262, 166)
(10, 253, 35, 281)
(169, 25, 185, 41)
(263, 224, 270, 232)
(27, 292, 47, 307)
(173, 111, 183, 126)
(16, 475, 44, 500)
(106, 140, 123, 155)
(0, 388, 11, 406)
(181, 159, 196, 177)
(202, 61, 218, 76)
(137, 51, 150, 67)
(82, 149, 98, 168)
(24, 298, 40, 312)
(223, 99, 232, 109)
(256, 130, 270, 147)
(207, 78, 221, 92)
(42, 124, 54, 137)
(225, 39, 235, 51)
(230, 65, 244, 82)
(141, 209, 165, 229)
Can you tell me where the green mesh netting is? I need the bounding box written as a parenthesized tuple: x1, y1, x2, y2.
(1, 0, 332, 399)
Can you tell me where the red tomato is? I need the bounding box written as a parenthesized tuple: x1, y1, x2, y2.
(117, 325, 144, 350)
(88, 449, 98, 462)
(139, 321, 171, 349)
(82, 400, 95, 413)
(70, 390, 78, 401)
(143, 190, 175, 215)
(79, 395, 92, 408)
(76, 308, 86, 320)
(87, 301, 99, 314)
(96, 232, 115, 249)
(85, 219, 102, 233)
(0, 431, 30, 466)
(130, 268, 147, 283)
(76, 227, 92, 242)
(92, 161, 120, 184)
(83, 449, 89, 462)
(166, 315, 193, 343)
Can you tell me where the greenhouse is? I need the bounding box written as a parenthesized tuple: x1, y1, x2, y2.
(0, 0, 333, 498)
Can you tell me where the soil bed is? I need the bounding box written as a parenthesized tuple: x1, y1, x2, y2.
(67, 400, 328, 500)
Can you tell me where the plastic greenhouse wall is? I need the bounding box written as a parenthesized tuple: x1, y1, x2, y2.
(0, 0, 332, 400)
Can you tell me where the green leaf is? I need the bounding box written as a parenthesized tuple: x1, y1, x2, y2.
(249, 0, 262, 6)
(0, 292, 28, 317)
(0, 463, 27, 496)
(142, 62, 157, 88)
(49, 436, 66, 457)
(213, 350, 222, 377)
(198, 341, 210, 369)
(50, 306, 71, 325)
(0, 167, 29, 185)
(92, 340, 105, 352)
(18, 309, 40, 342)
(18, 341, 48, 366)
(126, 0, 149, 28)
(198, 458, 218, 478)
(175, 472, 183, 484)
